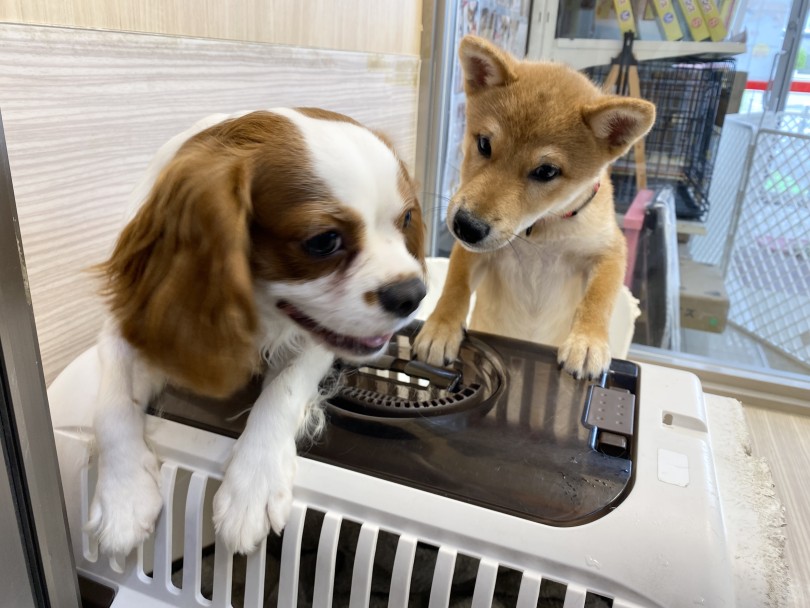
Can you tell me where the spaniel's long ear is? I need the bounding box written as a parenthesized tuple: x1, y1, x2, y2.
(101, 144, 258, 397)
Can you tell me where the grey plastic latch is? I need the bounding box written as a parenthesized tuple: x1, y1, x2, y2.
(584, 386, 635, 436)
(583, 386, 636, 457)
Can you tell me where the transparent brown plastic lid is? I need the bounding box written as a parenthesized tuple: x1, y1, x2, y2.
(151, 323, 639, 527)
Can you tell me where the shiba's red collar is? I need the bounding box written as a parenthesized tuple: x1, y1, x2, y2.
(563, 181, 601, 218)
(525, 181, 600, 237)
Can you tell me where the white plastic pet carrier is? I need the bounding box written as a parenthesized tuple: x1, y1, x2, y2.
(47, 319, 767, 608)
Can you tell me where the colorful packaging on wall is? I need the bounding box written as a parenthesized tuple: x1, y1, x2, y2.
(696, 0, 728, 41)
(651, 0, 684, 40)
(612, 0, 637, 33)
(676, 0, 711, 40)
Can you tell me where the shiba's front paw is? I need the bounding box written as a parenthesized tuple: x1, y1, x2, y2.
(213, 441, 297, 555)
(86, 449, 163, 557)
(558, 332, 611, 380)
(412, 315, 465, 366)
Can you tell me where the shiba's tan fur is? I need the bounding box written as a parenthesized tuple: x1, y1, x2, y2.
(414, 36, 655, 378)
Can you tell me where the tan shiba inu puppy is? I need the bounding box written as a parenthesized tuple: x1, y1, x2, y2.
(414, 36, 655, 379)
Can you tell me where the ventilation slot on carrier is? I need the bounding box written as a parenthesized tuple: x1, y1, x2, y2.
(329, 329, 505, 420)
(79, 460, 625, 607)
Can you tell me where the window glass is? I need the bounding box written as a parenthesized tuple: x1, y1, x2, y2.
(431, 0, 810, 383)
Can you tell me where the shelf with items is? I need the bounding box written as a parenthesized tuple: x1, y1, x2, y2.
(544, 38, 745, 70)
(527, 0, 746, 69)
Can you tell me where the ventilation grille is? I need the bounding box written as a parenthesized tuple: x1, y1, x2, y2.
(329, 329, 504, 420)
(80, 461, 622, 607)
(334, 379, 483, 417)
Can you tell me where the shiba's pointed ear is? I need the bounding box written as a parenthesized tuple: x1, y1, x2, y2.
(458, 35, 517, 93)
(101, 143, 258, 397)
(582, 97, 656, 156)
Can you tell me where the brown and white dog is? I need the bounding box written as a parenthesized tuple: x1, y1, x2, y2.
(414, 36, 655, 378)
(88, 109, 426, 556)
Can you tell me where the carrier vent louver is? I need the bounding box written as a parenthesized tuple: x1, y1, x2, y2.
(80, 461, 620, 607)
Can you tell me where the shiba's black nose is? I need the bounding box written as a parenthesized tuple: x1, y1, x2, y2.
(377, 277, 427, 318)
(453, 209, 490, 244)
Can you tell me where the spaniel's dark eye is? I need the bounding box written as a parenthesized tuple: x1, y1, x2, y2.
(477, 135, 492, 158)
(529, 164, 561, 182)
(403, 209, 412, 229)
(303, 231, 343, 257)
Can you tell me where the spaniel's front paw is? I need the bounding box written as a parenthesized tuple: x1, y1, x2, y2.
(86, 448, 163, 558)
(212, 441, 297, 555)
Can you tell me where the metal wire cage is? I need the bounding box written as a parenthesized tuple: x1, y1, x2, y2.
(692, 112, 810, 368)
(586, 57, 737, 221)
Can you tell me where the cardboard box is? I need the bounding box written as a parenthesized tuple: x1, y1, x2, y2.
(679, 258, 729, 332)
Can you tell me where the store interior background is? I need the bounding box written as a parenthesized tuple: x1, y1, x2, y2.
(0, 0, 809, 604)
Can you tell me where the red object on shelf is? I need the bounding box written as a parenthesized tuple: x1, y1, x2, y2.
(622, 189, 655, 288)
(745, 80, 810, 93)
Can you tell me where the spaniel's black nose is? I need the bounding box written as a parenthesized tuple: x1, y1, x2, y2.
(377, 277, 427, 318)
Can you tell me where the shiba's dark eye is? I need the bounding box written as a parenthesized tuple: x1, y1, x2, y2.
(529, 164, 561, 182)
(477, 135, 492, 158)
(303, 230, 343, 257)
(403, 209, 412, 228)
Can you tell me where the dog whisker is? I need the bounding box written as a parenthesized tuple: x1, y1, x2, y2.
(511, 232, 544, 253)
(507, 239, 533, 283)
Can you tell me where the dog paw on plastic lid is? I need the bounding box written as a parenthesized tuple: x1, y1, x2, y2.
(558, 332, 611, 380)
(412, 317, 465, 367)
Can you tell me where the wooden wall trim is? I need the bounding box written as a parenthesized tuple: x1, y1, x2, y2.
(0, 23, 420, 383)
(0, 0, 422, 56)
